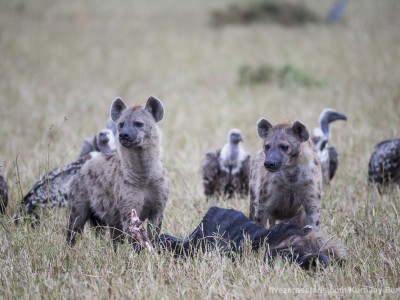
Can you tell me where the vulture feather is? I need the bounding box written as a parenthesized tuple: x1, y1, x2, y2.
(368, 138, 400, 188)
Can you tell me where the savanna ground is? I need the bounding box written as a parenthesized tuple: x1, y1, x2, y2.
(0, 0, 400, 298)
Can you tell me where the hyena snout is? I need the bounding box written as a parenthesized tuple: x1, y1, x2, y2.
(119, 126, 139, 148)
(264, 151, 283, 172)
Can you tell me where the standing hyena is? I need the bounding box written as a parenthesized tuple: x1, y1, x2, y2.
(249, 118, 322, 229)
(66, 96, 169, 248)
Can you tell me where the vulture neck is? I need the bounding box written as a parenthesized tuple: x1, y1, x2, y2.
(220, 142, 242, 174)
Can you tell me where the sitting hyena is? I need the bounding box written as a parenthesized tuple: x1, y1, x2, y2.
(249, 118, 322, 229)
(66, 96, 169, 248)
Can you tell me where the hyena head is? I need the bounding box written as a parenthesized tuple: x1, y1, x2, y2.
(110, 96, 164, 149)
(257, 118, 309, 173)
(265, 222, 346, 270)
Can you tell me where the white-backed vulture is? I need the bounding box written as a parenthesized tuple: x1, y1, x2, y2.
(312, 109, 347, 186)
(202, 129, 250, 199)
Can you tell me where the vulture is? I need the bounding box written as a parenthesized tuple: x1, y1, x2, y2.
(312, 108, 347, 186)
(201, 129, 250, 199)
(14, 129, 117, 227)
(368, 138, 400, 188)
(79, 128, 116, 158)
(106, 116, 117, 136)
(0, 165, 8, 215)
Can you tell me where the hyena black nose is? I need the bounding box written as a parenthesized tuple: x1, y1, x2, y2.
(119, 133, 129, 140)
(264, 158, 282, 172)
(264, 160, 276, 168)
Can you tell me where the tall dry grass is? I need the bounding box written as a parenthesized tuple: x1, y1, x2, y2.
(0, 0, 399, 298)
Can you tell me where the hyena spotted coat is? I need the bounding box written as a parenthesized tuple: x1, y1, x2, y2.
(249, 119, 322, 229)
(66, 96, 169, 247)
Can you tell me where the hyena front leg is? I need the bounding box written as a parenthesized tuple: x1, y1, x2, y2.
(249, 187, 258, 221)
(66, 185, 93, 246)
(109, 226, 125, 252)
(147, 209, 164, 243)
(89, 214, 107, 237)
(255, 204, 276, 228)
(146, 186, 168, 242)
(303, 201, 320, 229)
(66, 203, 90, 246)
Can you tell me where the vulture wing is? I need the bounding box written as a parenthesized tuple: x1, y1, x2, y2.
(201, 150, 221, 197)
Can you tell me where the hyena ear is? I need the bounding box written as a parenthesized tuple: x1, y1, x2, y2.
(110, 97, 127, 123)
(257, 118, 273, 138)
(145, 96, 164, 123)
(292, 120, 309, 142)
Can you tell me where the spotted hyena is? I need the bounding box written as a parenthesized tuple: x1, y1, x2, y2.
(66, 96, 169, 248)
(249, 119, 322, 229)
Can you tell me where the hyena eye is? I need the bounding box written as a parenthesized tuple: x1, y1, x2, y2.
(119, 122, 124, 128)
(134, 121, 144, 128)
(264, 144, 270, 151)
(279, 144, 289, 151)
